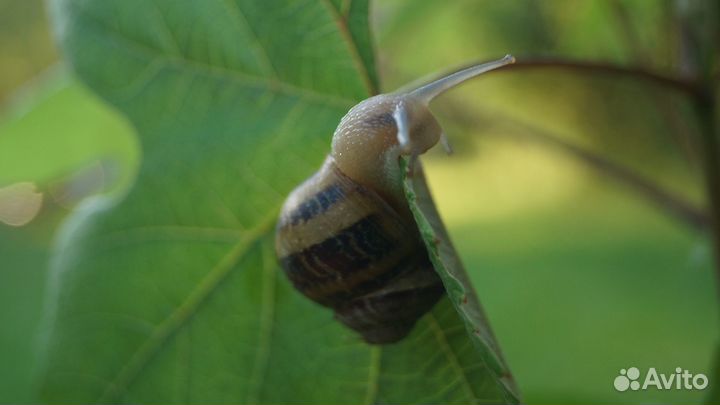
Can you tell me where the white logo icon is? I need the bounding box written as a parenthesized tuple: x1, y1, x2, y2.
(614, 367, 641, 391)
(614, 367, 709, 392)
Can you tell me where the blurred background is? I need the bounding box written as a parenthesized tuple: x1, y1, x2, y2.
(0, 0, 717, 404)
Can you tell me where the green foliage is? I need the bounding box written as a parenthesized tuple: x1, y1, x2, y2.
(0, 0, 716, 404)
(37, 0, 516, 403)
(0, 217, 55, 403)
(380, 2, 717, 404)
(0, 71, 137, 403)
(0, 75, 138, 189)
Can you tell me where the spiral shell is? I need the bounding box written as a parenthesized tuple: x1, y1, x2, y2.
(275, 158, 444, 344)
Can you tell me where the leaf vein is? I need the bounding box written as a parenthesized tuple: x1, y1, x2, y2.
(222, 0, 279, 78)
(427, 312, 478, 404)
(148, 0, 181, 56)
(245, 238, 277, 402)
(97, 213, 277, 402)
(76, 6, 356, 108)
(364, 346, 381, 404)
(318, 0, 377, 95)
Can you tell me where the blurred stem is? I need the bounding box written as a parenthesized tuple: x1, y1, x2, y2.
(695, 89, 720, 286)
(680, 0, 720, 308)
(498, 118, 709, 231)
(608, 0, 700, 166)
(503, 58, 705, 100)
(440, 102, 710, 231)
(505, 121, 710, 231)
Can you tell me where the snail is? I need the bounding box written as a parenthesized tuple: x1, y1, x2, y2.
(275, 55, 515, 344)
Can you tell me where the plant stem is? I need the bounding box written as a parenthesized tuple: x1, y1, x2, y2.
(504, 120, 710, 231)
(437, 101, 710, 230)
(607, 0, 701, 166)
(502, 58, 704, 99)
(695, 91, 720, 287)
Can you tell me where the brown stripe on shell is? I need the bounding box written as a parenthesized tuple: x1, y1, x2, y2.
(276, 161, 388, 256)
(285, 183, 344, 226)
(275, 157, 445, 344)
(334, 254, 444, 344)
(280, 215, 421, 307)
(279, 212, 416, 302)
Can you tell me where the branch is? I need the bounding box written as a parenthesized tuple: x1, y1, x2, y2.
(502, 121, 710, 231)
(695, 94, 720, 283)
(438, 102, 710, 231)
(500, 58, 706, 99)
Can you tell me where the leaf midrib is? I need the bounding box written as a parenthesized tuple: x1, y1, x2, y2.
(364, 346, 381, 404)
(244, 238, 278, 403)
(98, 212, 277, 402)
(427, 313, 478, 404)
(219, 0, 278, 79)
(319, 0, 378, 95)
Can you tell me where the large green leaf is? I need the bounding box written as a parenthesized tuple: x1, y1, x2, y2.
(39, 0, 516, 403)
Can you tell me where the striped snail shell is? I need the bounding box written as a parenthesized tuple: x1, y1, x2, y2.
(275, 55, 515, 344)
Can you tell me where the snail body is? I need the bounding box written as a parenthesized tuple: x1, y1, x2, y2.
(275, 55, 515, 344)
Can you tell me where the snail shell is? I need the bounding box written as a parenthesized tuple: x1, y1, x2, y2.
(276, 158, 443, 343)
(275, 55, 515, 344)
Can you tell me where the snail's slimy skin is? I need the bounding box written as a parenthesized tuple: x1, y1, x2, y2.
(331, 94, 442, 216)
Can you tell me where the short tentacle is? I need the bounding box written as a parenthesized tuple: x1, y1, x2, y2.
(440, 133, 453, 155)
(393, 101, 410, 153)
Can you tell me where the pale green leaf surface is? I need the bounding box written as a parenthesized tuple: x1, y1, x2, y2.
(39, 0, 515, 403)
(0, 74, 137, 188)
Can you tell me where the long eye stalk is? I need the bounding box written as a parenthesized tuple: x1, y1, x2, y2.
(409, 54, 515, 104)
